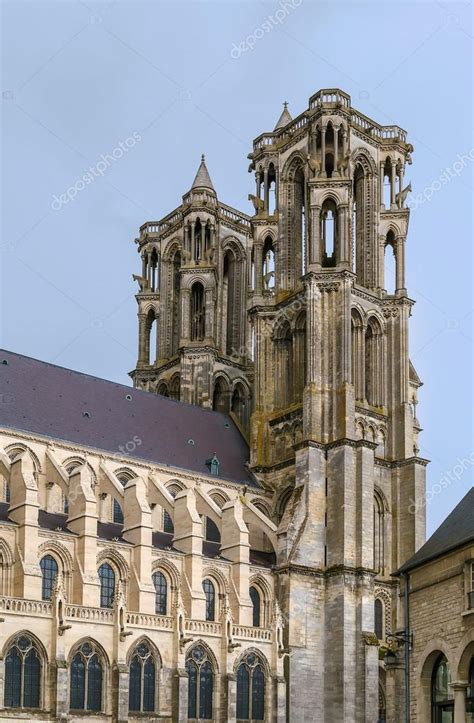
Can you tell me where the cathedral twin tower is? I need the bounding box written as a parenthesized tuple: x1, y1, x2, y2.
(131, 88, 426, 721)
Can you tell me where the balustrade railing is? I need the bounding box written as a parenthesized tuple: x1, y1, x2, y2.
(65, 604, 114, 623)
(185, 619, 222, 636)
(232, 624, 273, 642)
(126, 612, 174, 630)
(0, 596, 52, 616)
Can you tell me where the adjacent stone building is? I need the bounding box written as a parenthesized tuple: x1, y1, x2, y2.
(394, 488, 474, 723)
(0, 88, 430, 721)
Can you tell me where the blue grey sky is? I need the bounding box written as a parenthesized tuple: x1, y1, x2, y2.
(2, 0, 473, 534)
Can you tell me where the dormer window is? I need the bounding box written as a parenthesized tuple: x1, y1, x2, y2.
(206, 454, 219, 477)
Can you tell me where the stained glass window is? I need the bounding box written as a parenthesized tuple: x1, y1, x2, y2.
(98, 563, 115, 608)
(236, 653, 266, 721)
(128, 641, 156, 713)
(250, 586, 261, 627)
(153, 571, 167, 615)
(40, 555, 58, 601)
(70, 641, 103, 711)
(203, 579, 215, 622)
(4, 634, 41, 709)
(186, 646, 213, 720)
(113, 499, 124, 524)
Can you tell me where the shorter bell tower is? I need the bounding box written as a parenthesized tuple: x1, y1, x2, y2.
(130, 156, 253, 433)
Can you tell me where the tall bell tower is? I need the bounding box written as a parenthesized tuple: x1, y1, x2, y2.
(247, 89, 426, 722)
(130, 156, 253, 432)
(131, 89, 427, 722)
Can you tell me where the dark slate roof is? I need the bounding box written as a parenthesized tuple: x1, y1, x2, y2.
(0, 349, 254, 485)
(38, 510, 73, 534)
(397, 488, 474, 574)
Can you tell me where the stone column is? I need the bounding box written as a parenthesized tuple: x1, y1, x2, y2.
(379, 162, 385, 207)
(451, 681, 468, 723)
(176, 667, 189, 723)
(115, 663, 129, 723)
(137, 313, 148, 365)
(254, 242, 263, 294)
(190, 222, 195, 263)
(205, 287, 214, 342)
(321, 126, 327, 176)
(398, 162, 404, 200)
(342, 128, 348, 165)
(395, 237, 406, 295)
(55, 660, 69, 721)
(180, 288, 191, 341)
(227, 673, 236, 723)
(338, 204, 349, 267)
(309, 206, 321, 269)
(276, 674, 287, 723)
(255, 171, 261, 199)
(333, 126, 339, 174)
(263, 169, 269, 211)
(390, 160, 397, 208)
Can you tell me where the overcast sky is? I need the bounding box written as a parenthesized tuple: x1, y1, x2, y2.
(1, 0, 473, 534)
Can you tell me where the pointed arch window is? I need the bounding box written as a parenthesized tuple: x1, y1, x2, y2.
(40, 554, 58, 601)
(205, 516, 221, 542)
(191, 282, 205, 341)
(70, 641, 103, 712)
(250, 586, 261, 627)
(152, 571, 168, 615)
(320, 199, 338, 267)
(163, 485, 179, 534)
(223, 249, 239, 355)
(203, 579, 216, 621)
(236, 652, 266, 721)
(213, 377, 230, 413)
(112, 473, 129, 525)
(365, 319, 384, 408)
(113, 499, 124, 525)
(186, 645, 213, 720)
(431, 654, 454, 722)
(374, 598, 384, 640)
(4, 634, 41, 709)
(98, 562, 115, 608)
(129, 641, 156, 713)
(171, 249, 181, 356)
(373, 493, 385, 575)
(262, 235, 275, 290)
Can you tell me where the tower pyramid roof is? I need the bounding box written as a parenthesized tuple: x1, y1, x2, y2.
(274, 102, 293, 131)
(191, 154, 215, 191)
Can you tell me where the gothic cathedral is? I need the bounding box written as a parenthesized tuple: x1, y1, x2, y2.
(131, 88, 427, 720)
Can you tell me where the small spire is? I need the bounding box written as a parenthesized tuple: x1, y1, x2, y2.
(274, 101, 293, 131)
(191, 154, 215, 192)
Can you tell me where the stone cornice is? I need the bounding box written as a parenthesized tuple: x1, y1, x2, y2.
(293, 438, 377, 453)
(0, 427, 267, 496)
(275, 562, 377, 579)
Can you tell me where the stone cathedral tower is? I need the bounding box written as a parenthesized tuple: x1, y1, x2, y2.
(131, 88, 427, 722)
